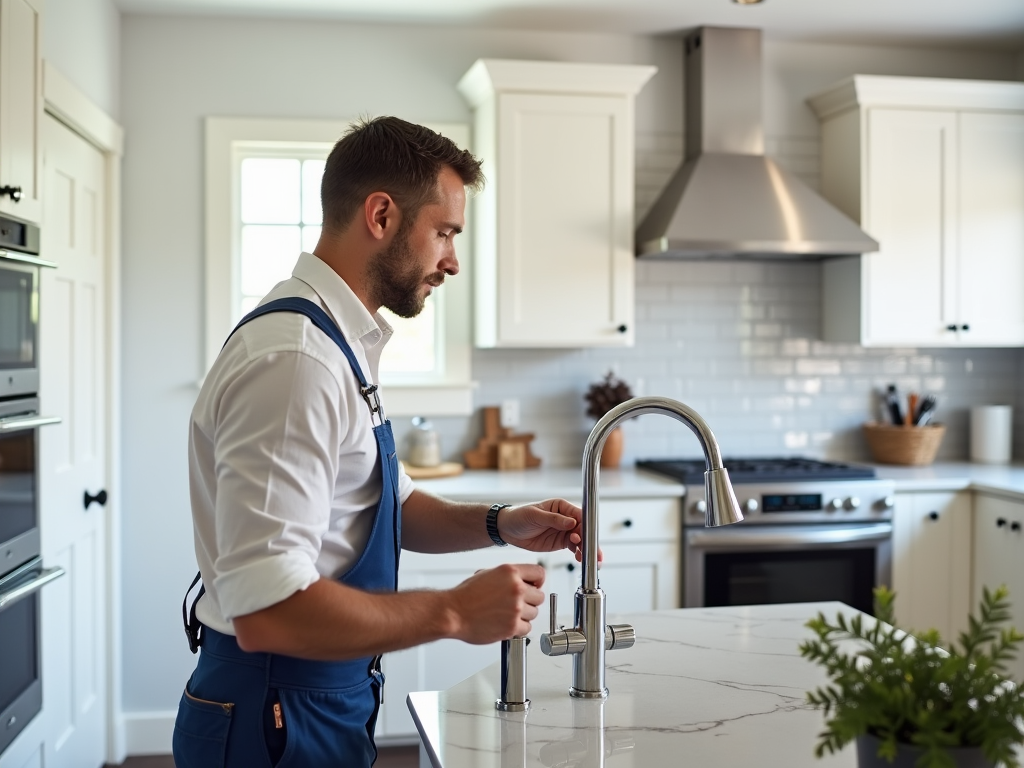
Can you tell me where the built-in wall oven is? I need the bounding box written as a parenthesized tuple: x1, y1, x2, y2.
(637, 458, 895, 615)
(0, 214, 63, 756)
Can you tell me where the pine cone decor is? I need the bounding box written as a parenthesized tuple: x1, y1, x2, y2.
(584, 371, 634, 420)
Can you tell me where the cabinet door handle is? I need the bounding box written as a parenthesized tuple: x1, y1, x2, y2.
(622, 519, 633, 528)
(946, 324, 958, 332)
(566, 563, 576, 573)
(1012, 521, 1022, 532)
(997, 518, 1008, 528)
(961, 324, 970, 331)
(927, 511, 939, 521)
(84, 489, 108, 510)
(616, 324, 628, 334)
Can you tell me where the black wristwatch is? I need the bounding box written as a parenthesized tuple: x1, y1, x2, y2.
(487, 504, 511, 547)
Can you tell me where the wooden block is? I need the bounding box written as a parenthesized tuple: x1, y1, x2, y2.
(497, 441, 527, 471)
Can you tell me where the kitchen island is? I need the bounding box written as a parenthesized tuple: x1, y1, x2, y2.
(407, 602, 854, 768)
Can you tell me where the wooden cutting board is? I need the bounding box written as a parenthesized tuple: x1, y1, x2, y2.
(400, 461, 465, 479)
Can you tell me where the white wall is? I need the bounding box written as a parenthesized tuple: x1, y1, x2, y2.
(44, 0, 120, 118)
(118, 13, 1022, 748)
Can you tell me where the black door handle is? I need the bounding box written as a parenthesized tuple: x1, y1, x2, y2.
(84, 489, 108, 510)
(616, 324, 628, 334)
(928, 511, 939, 521)
(1012, 521, 1022, 532)
(946, 324, 957, 331)
(997, 518, 1008, 527)
(961, 324, 970, 331)
(566, 563, 576, 572)
(0, 185, 23, 203)
(622, 519, 633, 528)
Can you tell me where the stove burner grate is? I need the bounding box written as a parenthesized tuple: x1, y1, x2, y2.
(635, 457, 877, 485)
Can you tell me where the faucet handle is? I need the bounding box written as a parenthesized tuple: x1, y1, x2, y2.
(549, 592, 558, 634)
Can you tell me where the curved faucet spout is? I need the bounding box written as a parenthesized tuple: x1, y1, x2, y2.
(581, 396, 743, 593)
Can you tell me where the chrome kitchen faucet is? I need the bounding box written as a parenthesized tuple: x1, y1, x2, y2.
(539, 396, 745, 698)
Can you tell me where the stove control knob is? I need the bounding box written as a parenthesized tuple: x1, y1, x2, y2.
(743, 498, 759, 514)
(693, 500, 708, 516)
(827, 498, 843, 512)
(845, 496, 861, 511)
(880, 496, 895, 510)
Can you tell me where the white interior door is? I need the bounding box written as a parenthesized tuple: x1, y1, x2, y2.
(37, 113, 108, 768)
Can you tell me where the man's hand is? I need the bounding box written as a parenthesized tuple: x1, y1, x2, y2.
(497, 499, 602, 563)
(447, 564, 546, 643)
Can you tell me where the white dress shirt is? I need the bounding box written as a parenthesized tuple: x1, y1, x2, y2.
(189, 252, 416, 635)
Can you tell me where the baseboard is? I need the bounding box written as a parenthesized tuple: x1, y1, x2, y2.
(122, 710, 177, 756)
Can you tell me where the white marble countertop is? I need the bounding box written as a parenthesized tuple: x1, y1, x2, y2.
(411, 467, 685, 502)
(412, 463, 1024, 503)
(872, 462, 1024, 498)
(407, 602, 855, 768)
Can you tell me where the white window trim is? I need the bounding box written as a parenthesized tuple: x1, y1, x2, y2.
(204, 116, 475, 416)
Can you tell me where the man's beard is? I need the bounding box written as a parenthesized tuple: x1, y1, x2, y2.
(367, 225, 445, 319)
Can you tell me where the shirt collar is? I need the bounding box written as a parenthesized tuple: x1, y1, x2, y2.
(290, 252, 393, 349)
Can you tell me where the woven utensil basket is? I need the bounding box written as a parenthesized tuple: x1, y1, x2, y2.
(862, 423, 946, 466)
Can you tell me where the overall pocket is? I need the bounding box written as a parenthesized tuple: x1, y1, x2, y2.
(274, 677, 378, 768)
(172, 686, 235, 768)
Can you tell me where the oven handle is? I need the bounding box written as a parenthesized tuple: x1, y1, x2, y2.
(686, 522, 893, 549)
(0, 249, 57, 269)
(0, 414, 62, 432)
(0, 566, 66, 610)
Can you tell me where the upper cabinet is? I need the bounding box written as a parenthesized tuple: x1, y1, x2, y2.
(458, 60, 655, 348)
(0, 0, 42, 224)
(809, 76, 1024, 347)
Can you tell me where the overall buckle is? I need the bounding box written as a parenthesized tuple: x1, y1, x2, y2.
(360, 384, 386, 426)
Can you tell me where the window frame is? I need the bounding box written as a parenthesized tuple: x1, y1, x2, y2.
(204, 117, 475, 416)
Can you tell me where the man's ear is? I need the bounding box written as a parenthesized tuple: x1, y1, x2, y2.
(364, 192, 399, 241)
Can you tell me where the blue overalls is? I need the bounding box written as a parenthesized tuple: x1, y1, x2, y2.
(173, 298, 401, 768)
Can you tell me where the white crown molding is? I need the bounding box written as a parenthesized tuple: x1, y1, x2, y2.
(458, 59, 657, 107)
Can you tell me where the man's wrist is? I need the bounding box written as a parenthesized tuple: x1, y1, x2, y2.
(486, 504, 511, 547)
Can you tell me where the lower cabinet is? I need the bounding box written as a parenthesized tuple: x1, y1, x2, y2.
(891, 491, 972, 644)
(972, 493, 1024, 683)
(376, 495, 681, 741)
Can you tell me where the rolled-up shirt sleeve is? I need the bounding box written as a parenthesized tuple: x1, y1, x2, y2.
(210, 349, 344, 621)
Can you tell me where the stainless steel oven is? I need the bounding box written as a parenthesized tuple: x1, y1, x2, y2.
(638, 459, 895, 615)
(0, 213, 47, 400)
(0, 396, 62, 755)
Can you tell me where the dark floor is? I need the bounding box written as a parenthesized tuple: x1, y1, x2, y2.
(105, 745, 419, 768)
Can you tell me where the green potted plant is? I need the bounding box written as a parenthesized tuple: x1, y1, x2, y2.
(800, 585, 1024, 768)
(583, 371, 634, 468)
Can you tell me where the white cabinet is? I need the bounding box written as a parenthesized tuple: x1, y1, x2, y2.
(0, 0, 42, 224)
(972, 493, 1024, 683)
(457, 59, 655, 348)
(891, 491, 972, 644)
(377, 495, 681, 741)
(809, 76, 1024, 347)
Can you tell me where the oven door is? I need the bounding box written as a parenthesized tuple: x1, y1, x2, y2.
(0, 557, 65, 754)
(0, 256, 41, 399)
(684, 523, 892, 615)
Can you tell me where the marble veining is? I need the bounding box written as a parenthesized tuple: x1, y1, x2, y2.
(408, 602, 858, 768)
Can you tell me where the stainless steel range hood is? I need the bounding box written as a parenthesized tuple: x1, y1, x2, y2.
(636, 27, 878, 259)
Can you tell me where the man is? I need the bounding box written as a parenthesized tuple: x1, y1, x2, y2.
(173, 117, 588, 768)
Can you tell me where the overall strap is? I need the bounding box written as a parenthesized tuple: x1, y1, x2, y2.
(225, 297, 384, 422)
(182, 571, 205, 654)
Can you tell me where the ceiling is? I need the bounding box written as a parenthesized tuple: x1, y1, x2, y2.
(114, 0, 1024, 48)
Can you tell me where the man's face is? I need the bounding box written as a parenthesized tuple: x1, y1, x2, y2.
(368, 166, 466, 318)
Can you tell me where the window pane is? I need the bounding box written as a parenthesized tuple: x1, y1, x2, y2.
(241, 158, 301, 224)
(240, 225, 301, 297)
(379, 296, 437, 374)
(302, 225, 321, 254)
(302, 160, 325, 225)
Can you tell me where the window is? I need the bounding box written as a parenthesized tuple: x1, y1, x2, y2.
(205, 118, 474, 415)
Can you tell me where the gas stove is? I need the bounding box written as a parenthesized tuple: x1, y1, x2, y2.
(637, 457, 894, 527)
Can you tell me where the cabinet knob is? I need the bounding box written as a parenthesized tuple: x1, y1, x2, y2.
(946, 324, 958, 332)
(0, 185, 22, 203)
(566, 563, 575, 572)
(616, 324, 628, 334)
(621, 519, 633, 528)
(1012, 521, 1022, 532)
(961, 324, 970, 331)
(997, 518, 1008, 528)
(928, 511, 939, 521)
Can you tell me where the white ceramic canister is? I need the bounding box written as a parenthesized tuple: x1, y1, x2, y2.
(970, 405, 1013, 464)
(407, 416, 442, 467)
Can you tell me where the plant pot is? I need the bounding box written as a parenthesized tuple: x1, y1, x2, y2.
(600, 427, 624, 468)
(856, 734, 994, 768)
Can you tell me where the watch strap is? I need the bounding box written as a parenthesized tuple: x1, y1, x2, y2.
(487, 504, 511, 547)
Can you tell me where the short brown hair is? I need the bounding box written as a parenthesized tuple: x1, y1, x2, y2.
(321, 116, 484, 233)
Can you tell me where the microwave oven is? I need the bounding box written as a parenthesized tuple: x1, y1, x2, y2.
(0, 213, 48, 400)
